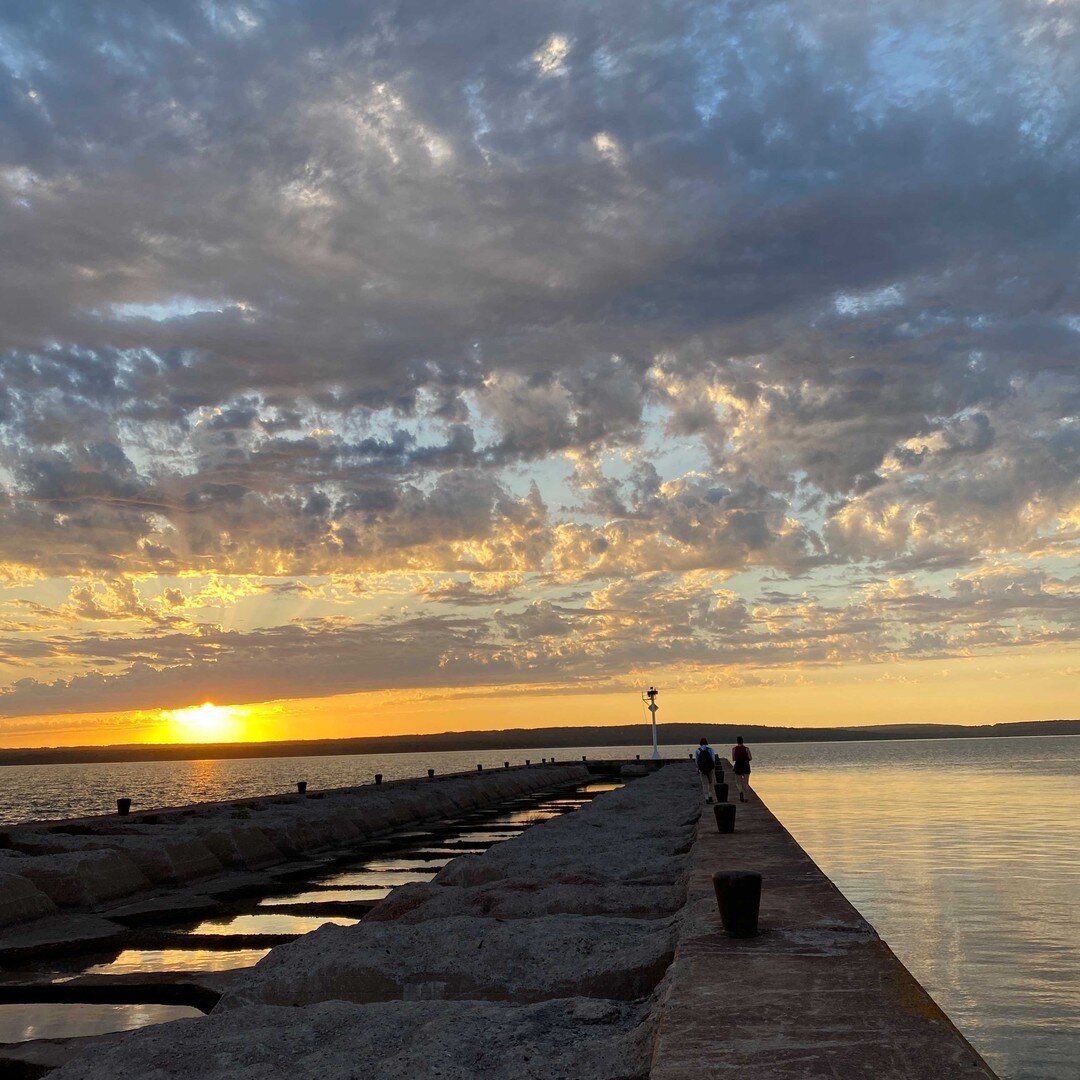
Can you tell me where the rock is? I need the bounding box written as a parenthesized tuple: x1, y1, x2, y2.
(18, 851, 150, 907)
(217, 913, 676, 1008)
(367, 877, 686, 923)
(51, 997, 654, 1080)
(103, 893, 222, 924)
(107, 838, 225, 885)
(200, 825, 284, 870)
(0, 913, 125, 958)
(0, 869, 58, 928)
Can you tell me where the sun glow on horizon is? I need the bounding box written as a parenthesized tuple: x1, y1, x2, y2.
(160, 702, 251, 744)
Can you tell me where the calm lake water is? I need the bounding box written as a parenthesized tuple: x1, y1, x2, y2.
(1, 734, 1077, 1079)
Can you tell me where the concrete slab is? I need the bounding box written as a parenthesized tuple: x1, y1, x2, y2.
(102, 894, 222, 925)
(0, 915, 125, 960)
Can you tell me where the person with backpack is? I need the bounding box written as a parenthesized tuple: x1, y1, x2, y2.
(731, 736, 752, 802)
(694, 738, 718, 803)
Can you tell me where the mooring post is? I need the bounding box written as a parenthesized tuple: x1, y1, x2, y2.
(374, 773, 383, 785)
(713, 802, 736, 833)
(116, 798, 132, 816)
(715, 781, 729, 803)
(477, 763, 483, 772)
(712, 870, 761, 937)
(526, 758, 531, 765)
(504, 761, 510, 769)
(427, 768, 435, 778)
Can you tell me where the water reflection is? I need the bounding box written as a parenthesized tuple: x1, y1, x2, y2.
(0, 1003, 203, 1042)
(315, 870, 436, 888)
(81, 948, 270, 975)
(184, 913, 359, 935)
(0, 743, 651, 825)
(257, 889, 382, 906)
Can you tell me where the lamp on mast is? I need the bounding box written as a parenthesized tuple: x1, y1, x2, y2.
(644, 686, 660, 760)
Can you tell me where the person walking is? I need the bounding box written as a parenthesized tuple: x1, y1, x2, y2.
(694, 738, 718, 803)
(731, 736, 752, 802)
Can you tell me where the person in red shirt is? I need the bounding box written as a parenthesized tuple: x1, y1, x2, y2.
(731, 736, 752, 802)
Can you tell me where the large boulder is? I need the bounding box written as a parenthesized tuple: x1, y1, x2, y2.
(367, 876, 686, 923)
(0, 870, 58, 927)
(201, 825, 284, 869)
(18, 851, 150, 907)
(51, 998, 654, 1080)
(218, 913, 676, 1008)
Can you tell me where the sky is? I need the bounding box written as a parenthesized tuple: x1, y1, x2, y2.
(0, 1, 1077, 748)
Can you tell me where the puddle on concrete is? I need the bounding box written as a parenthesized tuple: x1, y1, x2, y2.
(0, 1002, 203, 1042)
(184, 913, 360, 935)
(80, 948, 272, 975)
(315, 870, 435, 888)
(257, 889, 381, 906)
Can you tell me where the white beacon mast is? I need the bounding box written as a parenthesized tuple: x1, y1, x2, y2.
(644, 686, 660, 760)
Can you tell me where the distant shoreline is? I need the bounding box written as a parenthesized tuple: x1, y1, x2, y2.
(0, 718, 1075, 767)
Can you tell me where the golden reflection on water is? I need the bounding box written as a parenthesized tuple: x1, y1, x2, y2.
(82, 948, 271, 975)
(754, 765, 1080, 1080)
(185, 913, 360, 935)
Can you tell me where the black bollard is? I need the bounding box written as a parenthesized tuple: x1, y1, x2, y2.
(296, 781, 307, 795)
(504, 761, 510, 769)
(116, 798, 132, 816)
(428, 768, 435, 779)
(715, 781, 729, 803)
(712, 871, 761, 937)
(635, 754, 640, 760)
(689, 753, 694, 759)
(374, 773, 383, 785)
(477, 763, 483, 772)
(526, 758, 531, 765)
(713, 802, 736, 833)
(582, 755, 587, 761)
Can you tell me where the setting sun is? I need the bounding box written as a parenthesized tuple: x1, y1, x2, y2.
(161, 702, 249, 744)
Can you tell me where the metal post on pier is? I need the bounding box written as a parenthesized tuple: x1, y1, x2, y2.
(644, 686, 660, 760)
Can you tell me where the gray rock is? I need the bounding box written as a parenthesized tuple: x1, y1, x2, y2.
(369, 877, 685, 923)
(0, 869, 57, 928)
(218, 913, 676, 1008)
(18, 851, 150, 907)
(51, 997, 654, 1080)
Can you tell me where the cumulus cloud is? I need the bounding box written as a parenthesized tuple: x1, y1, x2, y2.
(0, 0, 1077, 720)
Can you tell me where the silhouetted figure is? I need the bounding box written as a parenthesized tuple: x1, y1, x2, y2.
(694, 737, 718, 803)
(731, 736, 752, 802)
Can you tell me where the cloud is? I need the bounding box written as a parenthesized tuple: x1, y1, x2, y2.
(0, 1, 1078, 720)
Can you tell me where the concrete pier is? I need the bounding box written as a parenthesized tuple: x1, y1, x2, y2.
(648, 768, 997, 1079)
(1, 763, 998, 1078)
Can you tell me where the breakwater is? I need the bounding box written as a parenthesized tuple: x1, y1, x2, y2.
(1, 762, 998, 1078)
